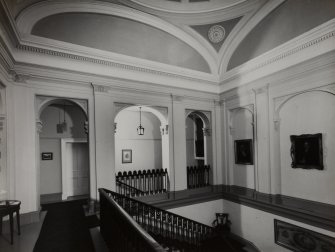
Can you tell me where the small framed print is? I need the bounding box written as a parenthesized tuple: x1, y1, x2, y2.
(122, 149, 132, 164)
(41, 152, 53, 160)
(234, 139, 253, 165)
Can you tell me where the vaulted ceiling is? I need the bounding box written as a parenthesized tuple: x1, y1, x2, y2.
(1, 0, 335, 92)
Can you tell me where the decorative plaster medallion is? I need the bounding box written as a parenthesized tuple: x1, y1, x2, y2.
(208, 25, 225, 43)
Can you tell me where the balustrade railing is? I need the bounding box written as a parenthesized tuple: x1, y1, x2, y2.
(101, 188, 213, 248)
(187, 165, 210, 189)
(116, 180, 145, 197)
(116, 169, 169, 197)
(99, 188, 165, 252)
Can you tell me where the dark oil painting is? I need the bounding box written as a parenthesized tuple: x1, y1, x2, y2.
(234, 139, 253, 165)
(290, 133, 323, 170)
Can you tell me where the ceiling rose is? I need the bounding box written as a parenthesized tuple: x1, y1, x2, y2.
(208, 25, 225, 43)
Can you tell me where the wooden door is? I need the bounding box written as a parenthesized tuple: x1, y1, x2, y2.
(66, 142, 89, 197)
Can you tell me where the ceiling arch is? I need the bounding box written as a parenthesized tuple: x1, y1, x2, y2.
(218, 0, 286, 76)
(16, 1, 218, 73)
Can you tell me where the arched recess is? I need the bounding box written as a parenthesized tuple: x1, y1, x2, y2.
(185, 110, 213, 185)
(0, 84, 7, 201)
(114, 104, 169, 177)
(16, 1, 217, 73)
(273, 89, 335, 205)
(36, 96, 92, 204)
(227, 106, 256, 190)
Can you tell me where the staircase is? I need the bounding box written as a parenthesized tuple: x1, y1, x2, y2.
(99, 188, 259, 252)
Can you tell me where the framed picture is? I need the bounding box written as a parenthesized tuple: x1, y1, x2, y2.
(290, 133, 323, 170)
(122, 149, 132, 164)
(274, 219, 335, 251)
(234, 139, 253, 165)
(41, 152, 53, 160)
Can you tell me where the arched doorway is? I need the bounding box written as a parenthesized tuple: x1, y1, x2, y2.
(114, 104, 169, 195)
(37, 98, 89, 203)
(185, 110, 212, 188)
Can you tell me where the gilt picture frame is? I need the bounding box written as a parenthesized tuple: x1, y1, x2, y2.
(122, 149, 132, 164)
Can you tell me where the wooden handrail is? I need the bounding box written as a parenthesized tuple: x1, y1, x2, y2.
(101, 188, 214, 246)
(99, 188, 165, 252)
(116, 179, 145, 195)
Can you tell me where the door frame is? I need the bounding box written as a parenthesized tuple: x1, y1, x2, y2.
(61, 138, 88, 200)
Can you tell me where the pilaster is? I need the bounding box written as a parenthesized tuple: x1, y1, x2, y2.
(252, 84, 271, 194)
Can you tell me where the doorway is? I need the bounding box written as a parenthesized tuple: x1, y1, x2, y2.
(38, 98, 89, 204)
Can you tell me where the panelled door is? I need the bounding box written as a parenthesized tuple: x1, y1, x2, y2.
(66, 142, 89, 197)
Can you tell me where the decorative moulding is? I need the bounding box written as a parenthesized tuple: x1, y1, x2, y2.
(208, 25, 226, 44)
(93, 84, 111, 93)
(114, 103, 168, 126)
(15, 1, 217, 74)
(116, 0, 261, 25)
(36, 95, 88, 119)
(217, 11, 254, 60)
(15, 43, 220, 93)
(220, 19, 335, 93)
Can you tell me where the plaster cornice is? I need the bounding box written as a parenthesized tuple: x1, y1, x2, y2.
(15, 44, 220, 93)
(12, 62, 220, 100)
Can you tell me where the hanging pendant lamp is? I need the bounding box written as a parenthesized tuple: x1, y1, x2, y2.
(137, 106, 144, 135)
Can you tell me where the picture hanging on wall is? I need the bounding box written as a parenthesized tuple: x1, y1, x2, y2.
(41, 152, 53, 160)
(274, 219, 335, 252)
(122, 149, 132, 164)
(290, 133, 323, 170)
(234, 139, 253, 165)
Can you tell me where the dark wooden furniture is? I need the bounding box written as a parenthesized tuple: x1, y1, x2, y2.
(0, 200, 21, 244)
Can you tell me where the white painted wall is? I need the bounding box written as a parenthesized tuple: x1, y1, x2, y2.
(170, 199, 335, 252)
(13, 85, 37, 213)
(168, 199, 224, 226)
(172, 99, 187, 191)
(115, 110, 162, 172)
(279, 91, 335, 205)
(94, 94, 116, 191)
(229, 108, 255, 189)
(40, 138, 61, 194)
